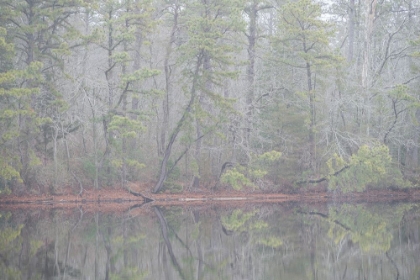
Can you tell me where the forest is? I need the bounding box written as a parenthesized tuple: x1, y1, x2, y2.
(0, 0, 420, 195)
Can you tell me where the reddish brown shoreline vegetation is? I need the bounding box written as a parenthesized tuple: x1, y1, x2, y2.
(1, 183, 420, 213)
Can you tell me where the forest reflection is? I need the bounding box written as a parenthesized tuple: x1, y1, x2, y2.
(0, 202, 419, 279)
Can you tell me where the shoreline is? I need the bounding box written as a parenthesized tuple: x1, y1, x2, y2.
(0, 187, 419, 212)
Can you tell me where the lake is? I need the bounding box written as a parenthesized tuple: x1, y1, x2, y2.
(0, 202, 419, 279)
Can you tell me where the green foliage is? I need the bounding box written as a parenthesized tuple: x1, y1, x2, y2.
(221, 209, 284, 252)
(0, 219, 24, 279)
(177, 0, 244, 114)
(0, 28, 42, 187)
(258, 151, 282, 162)
(109, 115, 145, 139)
(110, 267, 148, 280)
(257, 236, 283, 249)
(275, 0, 342, 69)
(0, 0, 86, 188)
(179, 0, 244, 64)
(221, 150, 281, 190)
(163, 159, 183, 192)
(30, 240, 43, 257)
(221, 210, 255, 232)
(82, 158, 97, 181)
(125, 159, 146, 170)
(0, 224, 23, 249)
(108, 232, 148, 280)
(121, 69, 161, 85)
(327, 144, 403, 192)
(267, 0, 344, 177)
(221, 168, 254, 190)
(190, 221, 201, 240)
(85, 0, 159, 186)
(328, 205, 393, 253)
(0, 0, 417, 191)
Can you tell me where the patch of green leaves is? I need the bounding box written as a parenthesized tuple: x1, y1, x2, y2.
(220, 150, 281, 190)
(327, 143, 405, 192)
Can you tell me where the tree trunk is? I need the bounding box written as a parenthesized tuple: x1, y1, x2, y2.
(160, 4, 179, 157)
(307, 62, 316, 173)
(153, 53, 204, 193)
(192, 52, 211, 189)
(347, 0, 355, 62)
(245, 2, 258, 149)
(361, 0, 377, 137)
(53, 125, 58, 188)
(409, 1, 419, 169)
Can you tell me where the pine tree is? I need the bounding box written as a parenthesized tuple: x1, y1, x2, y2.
(0, 27, 41, 191)
(88, 0, 158, 187)
(0, 0, 83, 187)
(272, 0, 342, 173)
(153, 0, 245, 192)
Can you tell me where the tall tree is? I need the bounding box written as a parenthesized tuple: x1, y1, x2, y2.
(0, 27, 42, 191)
(153, 0, 244, 193)
(243, 0, 273, 151)
(0, 0, 83, 187)
(273, 0, 342, 173)
(89, 0, 158, 187)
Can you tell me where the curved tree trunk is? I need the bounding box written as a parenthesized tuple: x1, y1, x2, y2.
(153, 53, 204, 193)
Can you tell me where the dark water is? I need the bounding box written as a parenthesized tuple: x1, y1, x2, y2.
(0, 202, 419, 279)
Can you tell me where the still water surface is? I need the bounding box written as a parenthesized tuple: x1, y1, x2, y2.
(0, 202, 419, 279)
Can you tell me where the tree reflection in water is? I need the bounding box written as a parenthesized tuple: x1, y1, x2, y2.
(0, 203, 419, 279)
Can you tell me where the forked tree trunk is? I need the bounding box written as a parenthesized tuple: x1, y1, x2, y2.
(153, 54, 204, 193)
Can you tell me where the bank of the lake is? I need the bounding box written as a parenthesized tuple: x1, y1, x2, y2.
(1, 185, 420, 212)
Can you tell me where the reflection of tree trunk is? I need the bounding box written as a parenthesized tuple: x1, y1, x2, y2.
(159, 241, 172, 280)
(43, 238, 48, 279)
(386, 251, 399, 280)
(297, 210, 351, 231)
(63, 209, 83, 279)
(81, 246, 88, 279)
(412, 221, 420, 244)
(310, 225, 317, 280)
(193, 211, 204, 280)
(104, 239, 111, 280)
(154, 207, 186, 280)
(123, 215, 128, 270)
(102, 226, 115, 280)
(95, 213, 99, 280)
(55, 228, 61, 277)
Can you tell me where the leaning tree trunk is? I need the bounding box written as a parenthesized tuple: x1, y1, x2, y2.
(153, 53, 204, 193)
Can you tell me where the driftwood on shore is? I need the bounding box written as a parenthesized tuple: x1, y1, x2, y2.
(127, 189, 154, 203)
